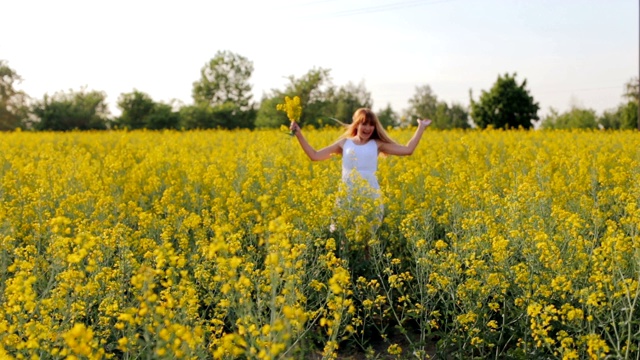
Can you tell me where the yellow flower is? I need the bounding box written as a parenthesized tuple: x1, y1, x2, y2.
(276, 95, 302, 123)
(387, 343, 402, 355)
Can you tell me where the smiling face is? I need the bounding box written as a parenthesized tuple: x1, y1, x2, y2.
(346, 108, 393, 144)
(356, 120, 375, 141)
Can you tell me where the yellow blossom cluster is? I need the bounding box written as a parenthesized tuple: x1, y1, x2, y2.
(0, 128, 638, 359)
(276, 96, 302, 123)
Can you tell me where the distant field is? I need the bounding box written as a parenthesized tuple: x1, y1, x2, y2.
(0, 129, 638, 359)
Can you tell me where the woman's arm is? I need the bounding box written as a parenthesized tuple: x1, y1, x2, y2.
(290, 121, 343, 161)
(378, 119, 432, 156)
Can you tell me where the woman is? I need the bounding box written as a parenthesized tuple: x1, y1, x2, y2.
(289, 108, 432, 234)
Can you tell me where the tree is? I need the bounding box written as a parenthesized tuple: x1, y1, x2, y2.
(210, 102, 255, 129)
(618, 101, 638, 130)
(255, 67, 335, 128)
(598, 77, 638, 130)
(255, 95, 287, 128)
(31, 88, 110, 131)
(192, 50, 256, 128)
(286, 67, 336, 128)
(331, 81, 373, 124)
(446, 103, 471, 129)
(145, 103, 179, 130)
(598, 107, 622, 130)
(377, 104, 399, 128)
(116, 90, 155, 129)
(178, 102, 255, 130)
(623, 76, 639, 102)
(116, 90, 179, 130)
(405, 85, 438, 125)
(599, 102, 638, 130)
(470, 73, 539, 129)
(622, 76, 639, 130)
(405, 85, 470, 129)
(179, 102, 216, 130)
(0, 60, 29, 130)
(432, 102, 470, 129)
(540, 107, 598, 129)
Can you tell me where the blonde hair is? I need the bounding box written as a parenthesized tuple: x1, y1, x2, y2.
(339, 108, 397, 145)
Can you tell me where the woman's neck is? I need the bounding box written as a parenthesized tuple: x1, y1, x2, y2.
(353, 136, 369, 145)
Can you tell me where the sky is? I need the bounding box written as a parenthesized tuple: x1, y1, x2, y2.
(2, 0, 638, 119)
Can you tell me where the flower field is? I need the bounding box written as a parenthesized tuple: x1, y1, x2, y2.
(0, 128, 639, 359)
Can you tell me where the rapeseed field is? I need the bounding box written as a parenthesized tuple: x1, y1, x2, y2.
(0, 128, 638, 359)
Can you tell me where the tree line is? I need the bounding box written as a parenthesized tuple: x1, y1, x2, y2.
(0, 52, 638, 131)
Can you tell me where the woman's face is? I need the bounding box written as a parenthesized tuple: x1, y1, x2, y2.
(357, 121, 375, 140)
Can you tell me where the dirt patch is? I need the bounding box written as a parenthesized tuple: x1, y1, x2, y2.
(306, 336, 438, 359)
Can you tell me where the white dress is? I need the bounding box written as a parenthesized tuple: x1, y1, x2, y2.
(342, 138, 380, 196)
(338, 139, 384, 226)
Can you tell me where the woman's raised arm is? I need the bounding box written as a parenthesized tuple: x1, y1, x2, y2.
(290, 121, 343, 161)
(377, 119, 432, 156)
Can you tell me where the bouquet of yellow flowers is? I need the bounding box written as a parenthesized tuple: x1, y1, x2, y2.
(276, 96, 302, 136)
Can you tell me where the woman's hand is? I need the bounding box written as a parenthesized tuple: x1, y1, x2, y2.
(417, 119, 432, 129)
(290, 121, 301, 134)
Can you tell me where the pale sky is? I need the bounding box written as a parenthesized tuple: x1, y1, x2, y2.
(2, 0, 638, 119)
